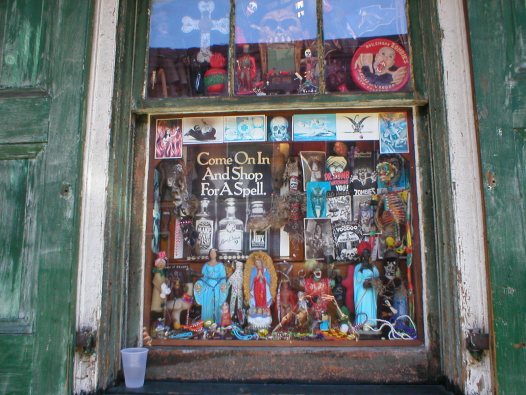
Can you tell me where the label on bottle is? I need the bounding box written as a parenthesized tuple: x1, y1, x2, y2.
(196, 219, 213, 255)
(249, 230, 268, 251)
(218, 227, 243, 253)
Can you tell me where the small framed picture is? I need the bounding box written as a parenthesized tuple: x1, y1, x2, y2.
(304, 218, 334, 260)
(224, 115, 266, 142)
(379, 112, 409, 154)
(155, 118, 183, 159)
(182, 117, 224, 144)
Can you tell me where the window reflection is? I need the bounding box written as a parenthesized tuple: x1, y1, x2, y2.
(148, 0, 230, 98)
(323, 0, 410, 93)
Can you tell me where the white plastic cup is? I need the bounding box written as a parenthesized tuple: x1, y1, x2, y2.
(120, 347, 149, 388)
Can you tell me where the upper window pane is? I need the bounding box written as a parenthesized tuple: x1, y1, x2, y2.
(234, 0, 318, 95)
(148, 0, 231, 98)
(323, 0, 411, 93)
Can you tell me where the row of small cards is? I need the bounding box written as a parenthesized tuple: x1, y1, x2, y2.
(155, 112, 409, 159)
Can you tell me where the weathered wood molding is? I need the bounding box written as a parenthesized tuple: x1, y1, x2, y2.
(437, 1, 492, 394)
(74, 0, 119, 393)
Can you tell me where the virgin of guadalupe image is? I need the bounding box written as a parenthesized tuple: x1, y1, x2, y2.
(243, 251, 277, 330)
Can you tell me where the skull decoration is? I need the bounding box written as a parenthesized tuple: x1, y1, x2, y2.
(269, 116, 290, 141)
(256, 8, 303, 43)
(246, 1, 258, 16)
(305, 48, 312, 58)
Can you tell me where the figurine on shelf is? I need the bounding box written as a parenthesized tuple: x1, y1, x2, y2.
(227, 260, 244, 322)
(299, 48, 318, 93)
(374, 160, 408, 248)
(151, 251, 170, 315)
(236, 44, 257, 94)
(193, 248, 230, 323)
(243, 251, 277, 330)
(353, 241, 379, 327)
(167, 283, 194, 329)
(304, 262, 333, 321)
(220, 302, 232, 327)
(378, 249, 404, 323)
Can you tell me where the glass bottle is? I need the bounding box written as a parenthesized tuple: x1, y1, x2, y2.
(249, 200, 268, 251)
(195, 198, 214, 256)
(218, 198, 244, 254)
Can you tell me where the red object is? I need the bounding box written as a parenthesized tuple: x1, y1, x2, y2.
(254, 268, 267, 308)
(351, 38, 410, 92)
(357, 240, 371, 257)
(341, 266, 355, 315)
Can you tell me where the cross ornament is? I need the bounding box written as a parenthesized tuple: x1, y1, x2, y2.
(181, 1, 229, 63)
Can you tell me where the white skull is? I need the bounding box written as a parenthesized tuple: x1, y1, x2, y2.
(269, 116, 289, 141)
(305, 48, 312, 58)
(385, 260, 398, 279)
(246, 1, 258, 16)
(258, 8, 302, 43)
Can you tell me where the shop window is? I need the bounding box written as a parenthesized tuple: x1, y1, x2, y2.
(146, 110, 422, 345)
(147, 0, 411, 98)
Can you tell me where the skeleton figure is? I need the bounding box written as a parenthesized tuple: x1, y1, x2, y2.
(181, 1, 229, 63)
(227, 260, 244, 320)
(269, 116, 290, 141)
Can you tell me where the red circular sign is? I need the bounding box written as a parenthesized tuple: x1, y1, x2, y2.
(351, 38, 410, 92)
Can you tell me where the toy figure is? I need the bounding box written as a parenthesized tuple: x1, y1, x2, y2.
(304, 263, 333, 321)
(166, 283, 193, 329)
(227, 260, 244, 321)
(220, 302, 232, 327)
(237, 44, 257, 94)
(193, 248, 230, 323)
(151, 251, 170, 314)
(243, 251, 277, 329)
(353, 240, 379, 327)
(378, 249, 403, 321)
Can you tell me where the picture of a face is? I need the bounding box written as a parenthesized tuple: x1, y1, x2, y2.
(374, 47, 396, 74)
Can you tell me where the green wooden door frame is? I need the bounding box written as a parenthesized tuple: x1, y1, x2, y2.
(0, 1, 93, 394)
(98, 0, 468, 390)
(467, 1, 526, 394)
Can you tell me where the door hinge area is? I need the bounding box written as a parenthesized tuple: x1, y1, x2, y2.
(76, 327, 97, 355)
(466, 329, 490, 359)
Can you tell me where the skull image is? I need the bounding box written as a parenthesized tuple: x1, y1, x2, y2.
(305, 48, 312, 58)
(256, 8, 303, 43)
(246, 1, 258, 16)
(269, 116, 289, 141)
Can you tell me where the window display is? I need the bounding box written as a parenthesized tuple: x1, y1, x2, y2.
(145, 110, 420, 344)
(147, 0, 411, 98)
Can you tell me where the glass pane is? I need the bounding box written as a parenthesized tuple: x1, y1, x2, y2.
(323, 0, 411, 93)
(148, 0, 230, 98)
(147, 111, 420, 343)
(235, 0, 319, 95)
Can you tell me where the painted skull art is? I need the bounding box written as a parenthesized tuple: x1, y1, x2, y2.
(269, 116, 290, 141)
(246, 1, 258, 16)
(255, 8, 303, 43)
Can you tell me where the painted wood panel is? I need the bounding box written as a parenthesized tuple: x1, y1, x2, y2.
(0, 336, 34, 395)
(0, 1, 47, 88)
(0, 95, 50, 144)
(0, 160, 28, 320)
(467, 1, 526, 393)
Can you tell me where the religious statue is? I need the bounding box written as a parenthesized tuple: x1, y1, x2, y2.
(353, 241, 379, 327)
(243, 251, 277, 329)
(193, 248, 230, 323)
